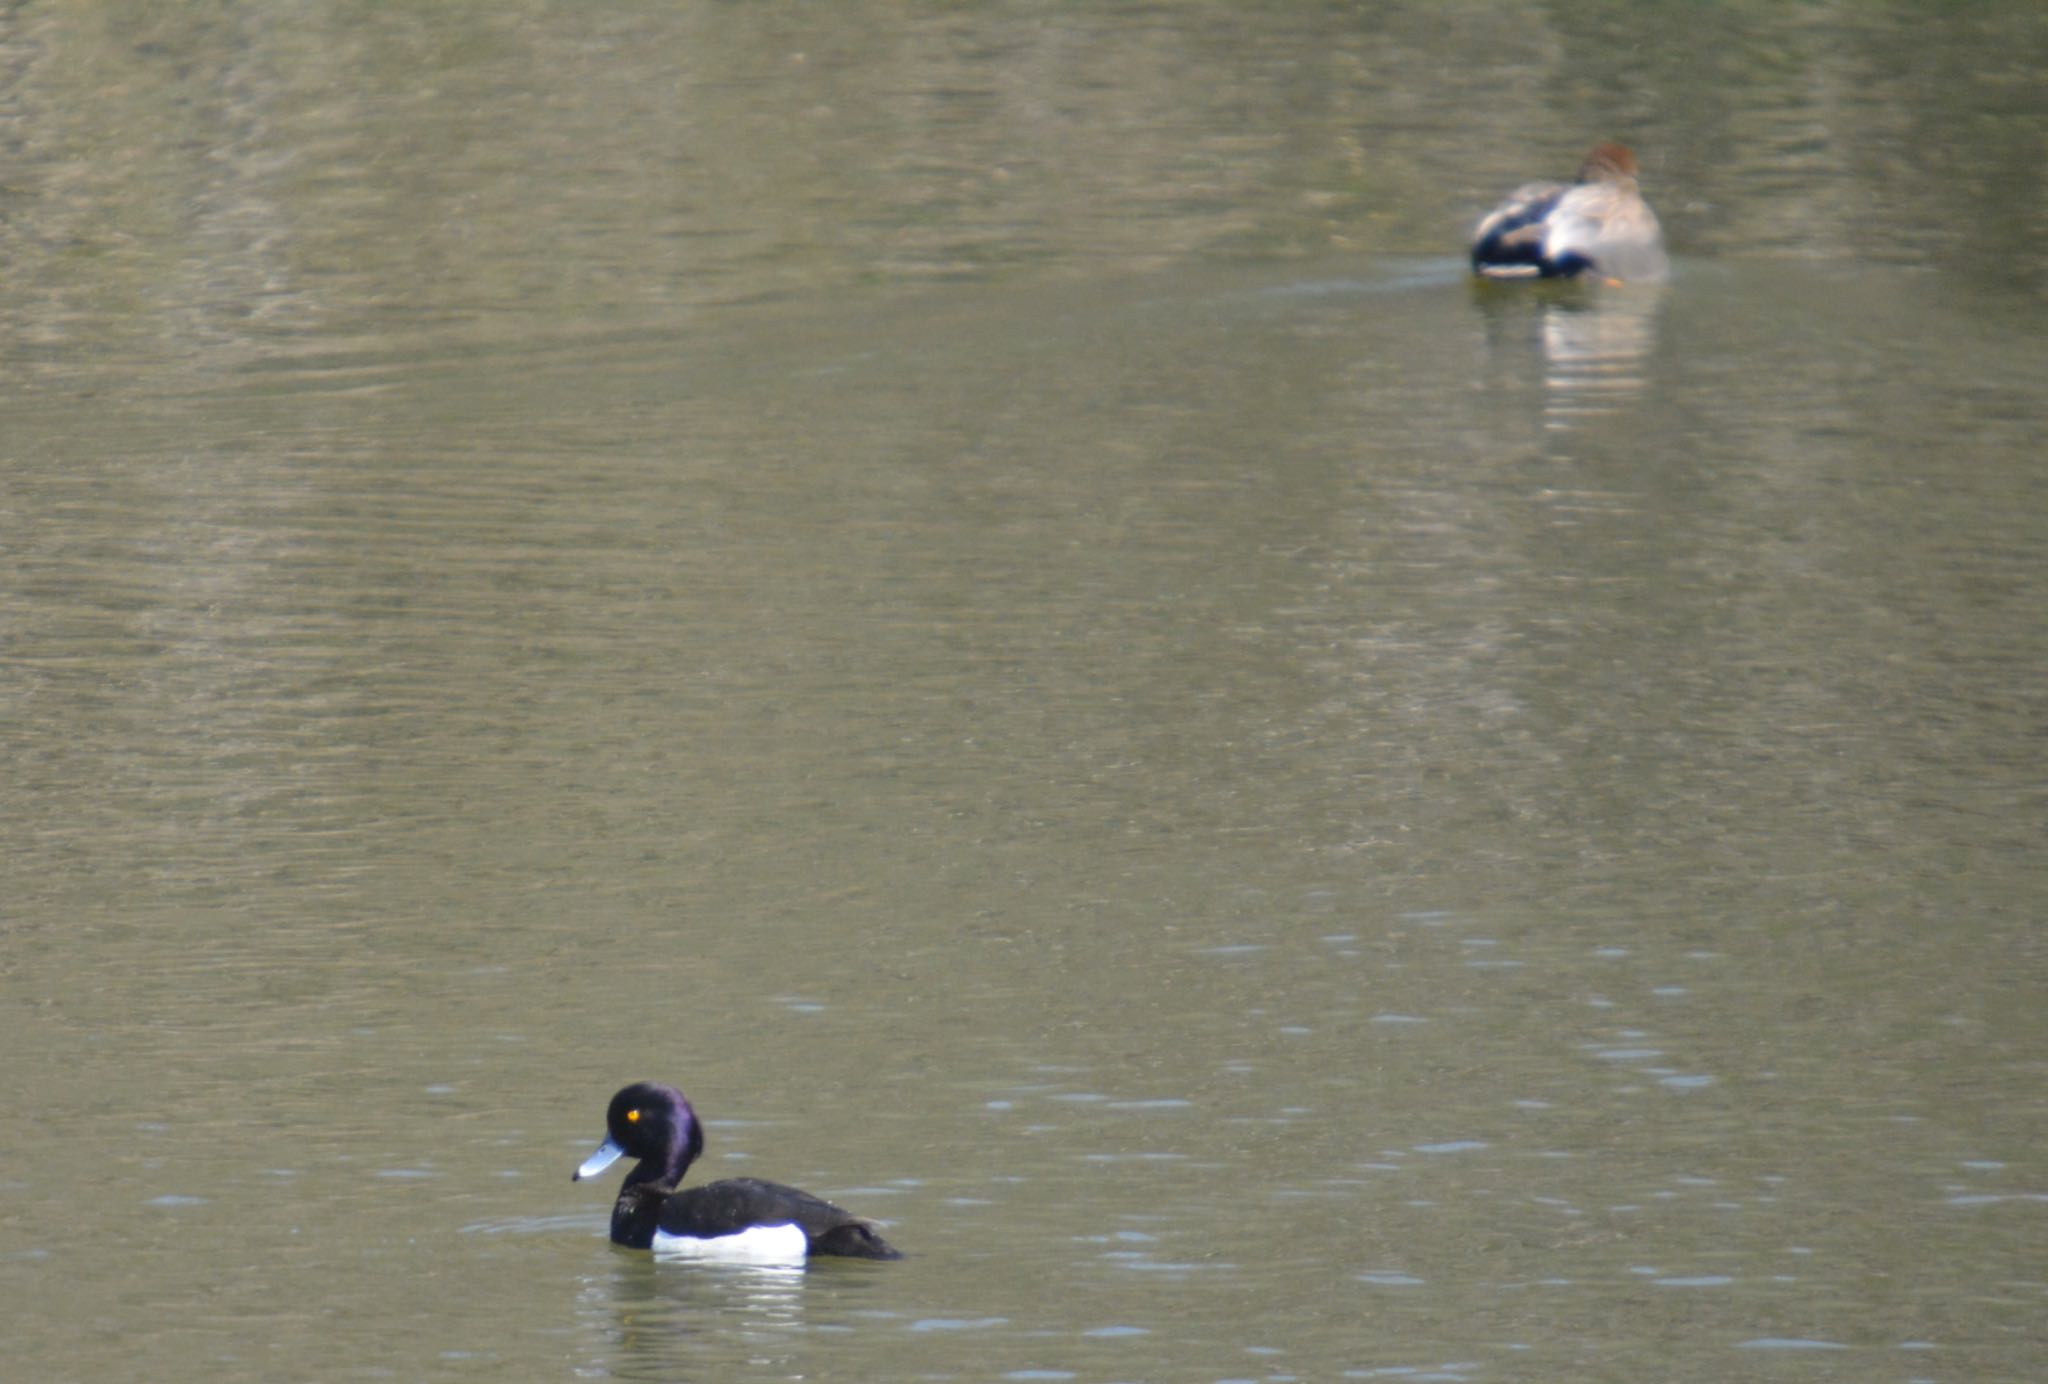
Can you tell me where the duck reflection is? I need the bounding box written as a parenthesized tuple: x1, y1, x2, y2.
(572, 1256, 810, 1378)
(1472, 279, 1666, 435)
(1536, 284, 1665, 431)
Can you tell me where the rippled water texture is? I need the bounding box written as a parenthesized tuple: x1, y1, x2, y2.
(3, 4, 2045, 1380)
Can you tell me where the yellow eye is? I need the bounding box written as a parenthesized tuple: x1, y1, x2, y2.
(626, 1109, 641, 1124)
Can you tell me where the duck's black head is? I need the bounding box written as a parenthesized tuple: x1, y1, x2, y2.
(573, 1081, 705, 1191)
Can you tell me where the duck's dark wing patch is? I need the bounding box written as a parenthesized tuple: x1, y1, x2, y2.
(1471, 181, 1575, 278)
(663, 1178, 902, 1259)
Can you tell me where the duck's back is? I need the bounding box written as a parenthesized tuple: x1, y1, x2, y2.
(1544, 183, 1668, 282)
(663, 1177, 903, 1259)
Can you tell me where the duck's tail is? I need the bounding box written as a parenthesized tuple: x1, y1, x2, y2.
(813, 1221, 904, 1260)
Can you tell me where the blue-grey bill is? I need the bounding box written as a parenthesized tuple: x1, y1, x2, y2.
(574, 1135, 625, 1181)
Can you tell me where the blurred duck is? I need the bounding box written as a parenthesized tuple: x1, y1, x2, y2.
(1470, 143, 1668, 283)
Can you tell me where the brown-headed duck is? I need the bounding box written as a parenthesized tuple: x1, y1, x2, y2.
(1471, 142, 1668, 283)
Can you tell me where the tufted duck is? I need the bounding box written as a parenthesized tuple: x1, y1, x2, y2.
(573, 1081, 901, 1263)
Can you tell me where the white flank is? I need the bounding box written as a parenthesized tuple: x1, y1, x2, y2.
(651, 1222, 809, 1266)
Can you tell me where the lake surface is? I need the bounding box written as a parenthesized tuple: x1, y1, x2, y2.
(3, 4, 2044, 1380)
